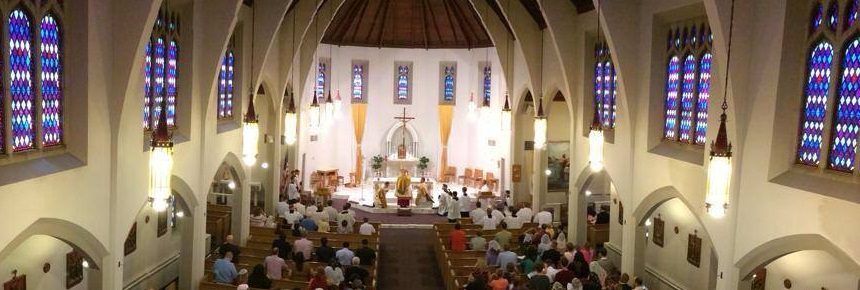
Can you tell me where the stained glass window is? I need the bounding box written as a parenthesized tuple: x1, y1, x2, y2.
(830, 38, 860, 172)
(143, 7, 179, 130)
(218, 38, 235, 120)
(352, 64, 363, 100)
(444, 66, 455, 102)
(10, 8, 34, 151)
(397, 65, 409, 99)
(798, 42, 834, 166)
(483, 65, 491, 104)
(663, 22, 711, 144)
(316, 62, 326, 100)
(40, 13, 62, 147)
(848, 0, 859, 27)
(593, 42, 617, 129)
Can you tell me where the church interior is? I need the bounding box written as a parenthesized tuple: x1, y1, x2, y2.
(0, 0, 859, 289)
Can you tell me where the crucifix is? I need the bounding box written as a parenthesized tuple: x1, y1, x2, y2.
(393, 107, 415, 159)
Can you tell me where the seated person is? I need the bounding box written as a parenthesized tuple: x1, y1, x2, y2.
(355, 239, 377, 266)
(271, 233, 292, 260)
(449, 223, 467, 252)
(337, 219, 353, 234)
(299, 217, 318, 232)
(470, 234, 487, 250)
(246, 264, 271, 289)
(218, 235, 240, 264)
(264, 247, 290, 280)
(212, 251, 238, 284)
(344, 257, 370, 284)
(359, 218, 376, 235)
(336, 242, 355, 266)
(249, 206, 267, 227)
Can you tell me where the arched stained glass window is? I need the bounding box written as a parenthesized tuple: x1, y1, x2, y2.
(799, 42, 834, 166)
(848, 0, 859, 27)
(662, 21, 712, 145)
(218, 37, 235, 119)
(397, 65, 409, 99)
(830, 38, 860, 172)
(143, 7, 178, 130)
(41, 13, 62, 147)
(593, 41, 617, 129)
(9, 8, 34, 152)
(482, 65, 491, 104)
(352, 64, 363, 100)
(444, 66, 455, 102)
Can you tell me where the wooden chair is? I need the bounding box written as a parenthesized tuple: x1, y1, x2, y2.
(458, 168, 472, 185)
(471, 169, 484, 188)
(443, 166, 457, 183)
(485, 172, 498, 191)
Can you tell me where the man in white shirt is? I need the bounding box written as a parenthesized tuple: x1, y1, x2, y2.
(306, 203, 318, 217)
(358, 218, 376, 235)
(323, 200, 339, 222)
(337, 209, 356, 231)
(503, 212, 523, 229)
(469, 202, 487, 224)
(276, 196, 290, 218)
(293, 201, 307, 216)
(490, 207, 505, 225)
(459, 189, 471, 217)
(283, 208, 302, 226)
(516, 206, 533, 223)
(533, 209, 553, 226)
(481, 214, 498, 230)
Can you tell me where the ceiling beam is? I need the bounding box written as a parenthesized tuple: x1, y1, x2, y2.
(420, 0, 429, 49)
(519, 0, 546, 29)
(486, 0, 515, 40)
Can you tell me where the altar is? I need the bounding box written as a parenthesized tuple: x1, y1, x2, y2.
(384, 157, 419, 176)
(371, 176, 435, 192)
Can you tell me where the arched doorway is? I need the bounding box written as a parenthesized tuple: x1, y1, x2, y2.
(569, 167, 622, 267)
(632, 187, 718, 290)
(0, 218, 108, 290)
(735, 234, 860, 290)
(206, 161, 242, 250)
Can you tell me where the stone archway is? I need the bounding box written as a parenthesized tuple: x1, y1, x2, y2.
(0, 218, 110, 289)
(734, 234, 860, 289)
(206, 151, 248, 247)
(631, 186, 719, 290)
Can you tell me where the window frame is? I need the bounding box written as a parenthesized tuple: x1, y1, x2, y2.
(660, 20, 713, 147)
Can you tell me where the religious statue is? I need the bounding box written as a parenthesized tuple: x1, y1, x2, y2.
(395, 169, 412, 208)
(375, 182, 389, 209)
(415, 177, 433, 208)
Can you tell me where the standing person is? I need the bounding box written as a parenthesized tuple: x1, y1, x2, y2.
(516, 204, 534, 223)
(336, 242, 356, 266)
(438, 184, 451, 216)
(293, 232, 313, 262)
(449, 223, 467, 252)
(315, 237, 335, 263)
(323, 200, 339, 222)
(264, 248, 289, 280)
(415, 177, 434, 207)
(338, 219, 354, 234)
(276, 195, 290, 220)
(534, 208, 553, 226)
(355, 239, 377, 266)
(447, 194, 462, 223)
(287, 180, 300, 202)
(375, 182, 389, 208)
(460, 187, 471, 217)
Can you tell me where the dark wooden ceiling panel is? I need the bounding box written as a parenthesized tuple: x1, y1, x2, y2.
(321, 0, 493, 49)
(519, 0, 546, 29)
(569, 0, 595, 14)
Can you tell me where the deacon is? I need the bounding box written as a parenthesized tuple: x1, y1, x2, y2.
(375, 182, 389, 209)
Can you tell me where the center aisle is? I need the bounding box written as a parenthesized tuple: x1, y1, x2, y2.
(377, 228, 445, 290)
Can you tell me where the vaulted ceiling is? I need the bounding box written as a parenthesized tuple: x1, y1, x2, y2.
(321, 0, 494, 49)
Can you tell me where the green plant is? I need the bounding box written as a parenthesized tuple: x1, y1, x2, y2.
(371, 155, 385, 170)
(418, 156, 430, 170)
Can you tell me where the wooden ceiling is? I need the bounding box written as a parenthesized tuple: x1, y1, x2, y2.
(321, 0, 494, 49)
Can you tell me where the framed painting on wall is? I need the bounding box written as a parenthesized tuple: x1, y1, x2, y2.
(687, 231, 702, 268)
(66, 250, 84, 289)
(546, 142, 570, 191)
(3, 272, 25, 290)
(751, 268, 766, 290)
(124, 222, 137, 256)
(617, 202, 624, 225)
(157, 208, 169, 237)
(652, 215, 665, 247)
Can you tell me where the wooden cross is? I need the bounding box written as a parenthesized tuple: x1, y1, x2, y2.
(393, 107, 415, 149)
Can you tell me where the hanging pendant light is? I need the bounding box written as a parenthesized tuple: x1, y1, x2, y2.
(309, 91, 321, 134)
(324, 89, 335, 124)
(284, 87, 297, 145)
(468, 92, 478, 121)
(706, 0, 736, 218)
(243, 88, 259, 166)
(243, 4, 259, 166)
(333, 89, 343, 120)
(501, 92, 512, 131)
(149, 90, 174, 212)
(534, 97, 547, 149)
(588, 0, 605, 173)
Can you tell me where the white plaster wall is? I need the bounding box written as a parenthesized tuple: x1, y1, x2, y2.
(763, 250, 860, 290)
(0, 236, 90, 290)
(298, 45, 509, 182)
(643, 199, 713, 290)
(122, 206, 181, 289)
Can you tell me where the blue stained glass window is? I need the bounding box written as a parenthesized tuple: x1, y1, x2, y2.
(678, 54, 698, 143)
(483, 66, 491, 104)
(594, 42, 617, 129)
(443, 66, 455, 101)
(664, 56, 681, 139)
(166, 39, 177, 127)
(144, 40, 152, 129)
(601, 61, 614, 127)
(316, 62, 326, 100)
(9, 8, 34, 152)
(218, 49, 234, 119)
(152, 37, 165, 128)
(593, 60, 604, 125)
(812, 3, 824, 32)
(41, 14, 62, 147)
(397, 65, 409, 99)
(352, 64, 363, 100)
(829, 38, 860, 172)
(695, 53, 712, 145)
(828, 2, 839, 30)
(798, 42, 834, 166)
(849, 0, 859, 27)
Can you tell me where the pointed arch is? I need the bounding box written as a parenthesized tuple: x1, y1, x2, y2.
(0, 218, 109, 270)
(735, 234, 860, 281)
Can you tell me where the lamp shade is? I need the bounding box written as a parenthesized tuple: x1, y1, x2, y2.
(284, 90, 298, 145)
(309, 93, 321, 134)
(706, 111, 732, 218)
(501, 93, 512, 131)
(588, 129, 605, 172)
(149, 98, 173, 212)
(333, 89, 343, 120)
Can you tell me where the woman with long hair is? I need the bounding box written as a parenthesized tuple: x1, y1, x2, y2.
(246, 264, 272, 289)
